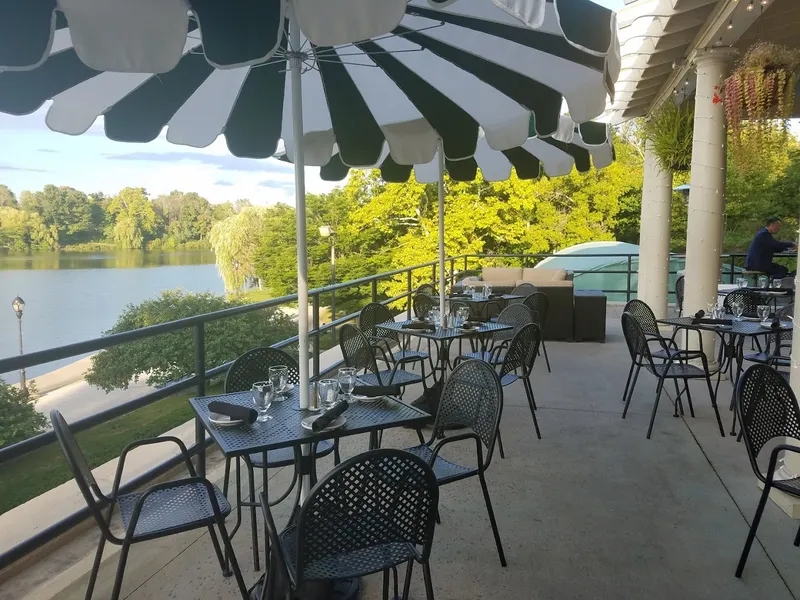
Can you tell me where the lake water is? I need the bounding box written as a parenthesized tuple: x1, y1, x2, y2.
(0, 251, 223, 379)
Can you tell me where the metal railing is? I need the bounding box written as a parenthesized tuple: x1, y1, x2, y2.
(0, 249, 791, 569)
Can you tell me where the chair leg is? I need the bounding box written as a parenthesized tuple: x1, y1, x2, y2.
(794, 522, 800, 547)
(683, 379, 695, 418)
(478, 470, 507, 567)
(110, 541, 131, 600)
(646, 377, 666, 439)
(334, 439, 342, 465)
(622, 365, 641, 419)
(497, 428, 506, 459)
(621, 361, 635, 403)
(402, 560, 415, 600)
(247, 460, 260, 571)
(85, 534, 106, 600)
(382, 569, 390, 600)
(525, 376, 537, 410)
(216, 517, 250, 599)
(541, 339, 551, 373)
(736, 481, 773, 577)
(522, 379, 541, 440)
(671, 379, 683, 418)
(423, 562, 436, 600)
(207, 524, 230, 575)
(703, 373, 726, 438)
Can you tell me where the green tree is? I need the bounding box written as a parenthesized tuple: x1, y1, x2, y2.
(153, 191, 213, 246)
(107, 187, 160, 249)
(212, 201, 235, 222)
(0, 206, 58, 251)
(0, 184, 17, 208)
(85, 290, 296, 391)
(20, 185, 98, 245)
(208, 206, 266, 291)
(0, 379, 47, 447)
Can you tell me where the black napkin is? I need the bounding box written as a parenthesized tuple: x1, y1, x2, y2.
(771, 317, 782, 329)
(696, 318, 733, 325)
(353, 384, 401, 397)
(208, 401, 257, 424)
(488, 293, 503, 299)
(691, 310, 705, 324)
(450, 292, 469, 298)
(312, 401, 349, 432)
(403, 321, 435, 331)
(463, 321, 483, 328)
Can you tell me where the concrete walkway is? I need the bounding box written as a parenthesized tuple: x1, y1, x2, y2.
(7, 308, 800, 600)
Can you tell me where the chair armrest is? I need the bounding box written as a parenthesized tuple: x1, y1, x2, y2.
(112, 436, 195, 498)
(662, 349, 706, 373)
(765, 444, 800, 484)
(429, 432, 484, 468)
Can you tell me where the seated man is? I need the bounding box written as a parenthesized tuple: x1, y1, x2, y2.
(744, 217, 797, 279)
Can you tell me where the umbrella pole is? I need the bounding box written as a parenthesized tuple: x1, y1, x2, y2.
(437, 139, 446, 323)
(289, 11, 309, 411)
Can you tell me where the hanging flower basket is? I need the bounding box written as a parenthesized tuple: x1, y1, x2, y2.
(642, 100, 694, 173)
(723, 42, 800, 173)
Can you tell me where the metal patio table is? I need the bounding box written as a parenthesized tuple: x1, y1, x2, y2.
(378, 320, 514, 380)
(657, 316, 792, 436)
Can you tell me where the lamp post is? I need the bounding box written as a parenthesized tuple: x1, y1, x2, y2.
(319, 225, 336, 342)
(12, 296, 26, 391)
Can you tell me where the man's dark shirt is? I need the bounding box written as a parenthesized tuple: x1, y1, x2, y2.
(745, 227, 794, 271)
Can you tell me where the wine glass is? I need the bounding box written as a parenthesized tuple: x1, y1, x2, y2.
(252, 381, 274, 422)
(706, 302, 716, 317)
(457, 306, 470, 327)
(338, 367, 357, 404)
(758, 275, 769, 289)
(736, 277, 746, 289)
(732, 300, 744, 321)
(773, 279, 783, 289)
(740, 278, 749, 288)
(318, 379, 339, 410)
(430, 307, 441, 327)
(485, 284, 493, 297)
(269, 365, 288, 401)
(757, 305, 771, 324)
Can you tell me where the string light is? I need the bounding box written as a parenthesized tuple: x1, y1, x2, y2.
(727, 19, 733, 30)
(746, 1, 754, 10)
(760, 0, 768, 5)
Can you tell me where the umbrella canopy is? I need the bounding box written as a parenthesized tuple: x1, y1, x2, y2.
(0, 0, 619, 167)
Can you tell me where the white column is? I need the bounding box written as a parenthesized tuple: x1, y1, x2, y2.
(683, 48, 736, 360)
(637, 139, 673, 318)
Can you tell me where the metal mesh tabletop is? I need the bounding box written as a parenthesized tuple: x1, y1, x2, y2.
(190, 389, 431, 458)
(658, 317, 792, 338)
(430, 295, 523, 304)
(380, 320, 513, 341)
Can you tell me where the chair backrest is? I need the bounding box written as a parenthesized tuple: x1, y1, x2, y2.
(736, 364, 800, 481)
(494, 304, 536, 342)
(225, 347, 300, 393)
(416, 283, 436, 296)
(434, 359, 503, 468)
(412, 293, 435, 320)
(620, 312, 655, 368)
(675, 276, 684, 316)
(50, 410, 115, 540)
(522, 292, 549, 325)
(359, 302, 397, 342)
(723, 289, 762, 317)
(450, 299, 477, 320)
(294, 449, 439, 581)
(339, 324, 382, 382)
(776, 303, 794, 342)
(623, 299, 660, 336)
(499, 323, 541, 379)
(511, 283, 537, 297)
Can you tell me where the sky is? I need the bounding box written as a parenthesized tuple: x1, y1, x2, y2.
(0, 0, 625, 207)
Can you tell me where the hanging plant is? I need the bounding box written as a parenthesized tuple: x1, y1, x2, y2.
(642, 100, 694, 172)
(723, 42, 800, 173)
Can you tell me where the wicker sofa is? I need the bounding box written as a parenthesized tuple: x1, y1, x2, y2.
(458, 267, 575, 341)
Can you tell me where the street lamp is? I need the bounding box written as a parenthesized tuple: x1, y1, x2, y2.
(12, 296, 26, 391)
(319, 226, 336, 338)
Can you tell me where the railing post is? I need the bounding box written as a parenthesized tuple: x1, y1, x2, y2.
(193, 323, 206, 477)
(449, 258, 455, 287)
(371, 279, 378, 303)
(330, 288, 336, 345)
(431, 264, 436, 286)
(729, 255, 735, 284)
(312, 293, 320, 380)
(407, 270, 413, 319)
(626, 256, 633, 302)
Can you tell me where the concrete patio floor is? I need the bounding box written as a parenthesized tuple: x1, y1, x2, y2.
(12, 305, 800, 600)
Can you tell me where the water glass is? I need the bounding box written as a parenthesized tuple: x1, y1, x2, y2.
(318, 378, 339, 410)
(456, 306, 470, 327)
(740, 278, 749, 288)
(712, 305, 724, 320)
(268, 365, 288, 401)
(485, 285, 493, 297)
(758, 275, 769, 289)
(757, 305, 771, 323)
(773, 279, 783, 289)
(732, 301, 744, 321)
(706, 302, 716, 316)
(338, 367, 357, 404)
(430, 307, 441, 327)
(736, 277, 746, 289)
(252, 381, 274, 422)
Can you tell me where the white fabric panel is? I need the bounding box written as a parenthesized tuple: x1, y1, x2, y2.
(337, 46, 437, 165)
(49, 28, 74, 56)
(552, 115, 575, 144)
(571, 126, 614, 169)
(372, 34, 529, 155)
(413, 0, 561, 36)
(58, 0, 189, 73)
(45, 39, 198, 135)
(400, 13, 607, 123)
(473, 139, 512, 181)
(489, 0, 545, 29)
(293, 0, 406, 47)
(522, 138, 574, 177)
(414, 157, 440, 183)
(167, 67, 250, 148)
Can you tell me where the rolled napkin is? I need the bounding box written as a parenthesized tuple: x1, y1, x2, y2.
(312, 401, 349, 432)
(463, 321, 483, 328)
(208, 401, 257, 424)
(696, 318, 733, 326)
(450, 292, 469, 298)
(403, 321, 435, 331)
(691, 310, 705, 325)
(352, 384, 401, 397)
(488, 293, 503, 299)
(771, 317, 782, 329)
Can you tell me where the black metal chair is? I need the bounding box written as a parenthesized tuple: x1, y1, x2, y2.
(460, 304, 536, 365)
(495, 323, 543, 442)
(743, 303, 793, 369)
(522, 292, 552, 372)
(339, 324, 424, 389)
(413, 293, 435, 320)
(510, 283, 537, 301)
(50, 410, 248, 600)
(417, 283, 437, 296)
(359, 302, 432, 379)
(734, 364, 800, 577)
(258, 449, 439, 600)
(724, 289, 766, 319)
(675, 275, 684, 317)
(405, 359, 507, 567)
(222, 347, 337, 570)
(620, 312, 725, 439)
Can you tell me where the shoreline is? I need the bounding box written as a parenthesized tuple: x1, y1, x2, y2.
(8, 355, 92, 396)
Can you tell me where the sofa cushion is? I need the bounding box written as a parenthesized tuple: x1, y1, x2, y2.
(522, 268, 567, 283)
(483, 267, 523, 282)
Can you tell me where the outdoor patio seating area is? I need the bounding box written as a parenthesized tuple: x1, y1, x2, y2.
(9, 306, 800, 600)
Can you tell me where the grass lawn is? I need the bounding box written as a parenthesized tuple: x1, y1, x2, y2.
(0, 381, 221, 515)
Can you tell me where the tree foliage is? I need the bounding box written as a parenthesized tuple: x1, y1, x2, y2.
(85, 290, 297, 391)
(208, 206, 267, 291)
(0, 184, 17, 208)
(0, 379, 47, 448)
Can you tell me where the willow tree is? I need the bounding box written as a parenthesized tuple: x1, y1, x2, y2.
(208, 205, 266, 292)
